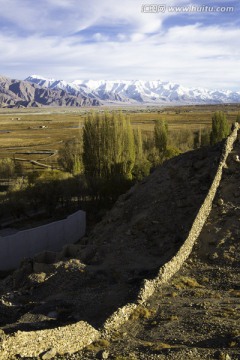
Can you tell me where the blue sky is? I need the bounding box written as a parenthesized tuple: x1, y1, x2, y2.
(0, 0, 239, 90)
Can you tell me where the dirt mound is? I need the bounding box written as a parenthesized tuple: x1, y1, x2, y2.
(83, 133, 239, 360)
(0, 144, 221, 320)
(86, 144, 221, 272)
(0, 141, 229, 358)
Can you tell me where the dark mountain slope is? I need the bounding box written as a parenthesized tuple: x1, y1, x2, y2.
(0, 75, 100, 108)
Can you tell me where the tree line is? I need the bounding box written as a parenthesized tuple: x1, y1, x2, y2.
(0, 110, 236, 222)
(57, 110, 233, 202)
(58, 112, 180, 202)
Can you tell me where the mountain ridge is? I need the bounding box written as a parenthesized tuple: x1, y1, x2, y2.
(26, 75, 240, 105)
(0, 75, 100, 108)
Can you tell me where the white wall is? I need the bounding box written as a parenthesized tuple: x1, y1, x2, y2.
(0, 210, 86, 271)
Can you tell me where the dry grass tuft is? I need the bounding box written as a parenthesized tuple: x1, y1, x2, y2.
(114, 356, 136, 360)
(229, 289, 240, 297)
(129, 306, 153, 321)
(86, 339, 110, 352)
(173, 276, 203, 289)
(151, 342, 175, 351)
(141, 340, 178, 351)
(168, 291, 178, 297)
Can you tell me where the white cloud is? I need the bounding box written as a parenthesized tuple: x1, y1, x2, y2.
(0, 0, 181, 36)
(92, 32, 109, 42)
(0, 23, 239, 90)
(130, 33, 146, 42)
(0, 0, 239, 90)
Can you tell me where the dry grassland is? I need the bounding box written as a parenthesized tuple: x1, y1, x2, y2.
(0, 104, 239, 170)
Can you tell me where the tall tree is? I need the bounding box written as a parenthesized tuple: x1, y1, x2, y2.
(154, 119, 168, 155)
(236, 112, 240, 123)
(132, 128, 151, 180)
(0, 158, 16, 180)
(58, 137, 83, 175)
(134, 127, 143, 161)
(210, 111, 230, 145)
(83, 111, 136, 181)
(121, 114, 135, 178)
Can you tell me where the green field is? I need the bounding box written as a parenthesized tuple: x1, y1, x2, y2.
(0, 104, 239, 171)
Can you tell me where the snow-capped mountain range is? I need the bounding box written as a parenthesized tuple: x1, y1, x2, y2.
(0, 75, 100, 108)
(25, 75, 240, 105)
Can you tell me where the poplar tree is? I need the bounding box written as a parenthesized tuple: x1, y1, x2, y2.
(121, 115, 135, 178)
(210, 111, 230, 145)
(0, 158, 16, 180)
(58, 137, 83, 175)
(132, 127, 151, 180)
(134, 127, 143, 161)
(82, 111, 136, 181)
(82, 112, 102, 178)
(154, 119, 168, 155)
(236, 113, 240, 123)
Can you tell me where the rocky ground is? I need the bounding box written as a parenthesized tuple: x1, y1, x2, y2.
(0, 136, 239, 359)
(69, 137, 240, 360)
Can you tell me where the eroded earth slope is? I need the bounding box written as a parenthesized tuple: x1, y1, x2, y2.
(1, 137, 239, 359)
(72, 135, 240, 359)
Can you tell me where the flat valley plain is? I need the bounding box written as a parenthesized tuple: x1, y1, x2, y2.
(0, 103, 239, 171)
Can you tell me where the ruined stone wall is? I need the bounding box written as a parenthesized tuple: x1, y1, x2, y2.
(103, 124, 239, 333)
(0, 321, 99, 359)
(0, 210, 86, 271)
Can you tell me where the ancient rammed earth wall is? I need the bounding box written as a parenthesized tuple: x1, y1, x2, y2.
(103, 124, 239, 333)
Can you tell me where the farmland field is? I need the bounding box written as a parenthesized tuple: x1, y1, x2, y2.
(0, 103, 239, 171)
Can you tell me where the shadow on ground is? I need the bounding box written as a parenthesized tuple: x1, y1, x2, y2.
(0, 143, 223, 332)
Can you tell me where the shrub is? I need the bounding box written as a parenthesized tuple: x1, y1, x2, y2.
(129, 306, 153, 320)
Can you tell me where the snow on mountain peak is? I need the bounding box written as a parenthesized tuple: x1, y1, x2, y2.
(28, 74, 56, 82)
(25, 75, 240, 105)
